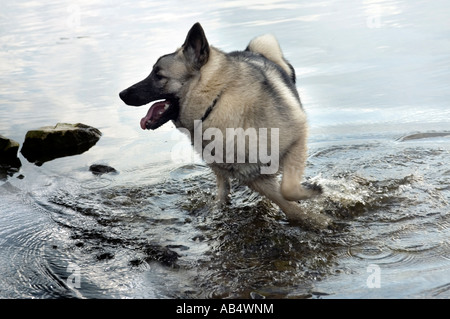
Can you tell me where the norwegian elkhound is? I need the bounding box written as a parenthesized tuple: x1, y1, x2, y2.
(119, 23, 331, 229)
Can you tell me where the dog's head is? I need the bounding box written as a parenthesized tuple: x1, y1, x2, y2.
(119, 22, 210, 130)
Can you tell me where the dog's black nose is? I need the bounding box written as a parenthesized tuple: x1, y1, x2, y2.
(119, 89, 127, 102)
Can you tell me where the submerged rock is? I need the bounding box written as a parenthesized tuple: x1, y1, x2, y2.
(128, 244, 180, 268)
(89, 164, 117, 176)
(144, 244, 180, 267)
(0, 135, 22, 180)
(21, 123, 101, 165)
(397, 131, 450, 142)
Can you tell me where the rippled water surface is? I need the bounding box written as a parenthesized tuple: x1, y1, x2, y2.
(0, 0, 449, 298)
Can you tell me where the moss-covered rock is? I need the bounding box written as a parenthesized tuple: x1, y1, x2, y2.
(21, 123, 102, 165)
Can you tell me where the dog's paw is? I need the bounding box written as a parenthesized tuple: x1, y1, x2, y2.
(302, 182, 323, 196)
(281, 182, 323, 201)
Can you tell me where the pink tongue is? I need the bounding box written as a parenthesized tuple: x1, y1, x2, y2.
(140, 100, 168, 130)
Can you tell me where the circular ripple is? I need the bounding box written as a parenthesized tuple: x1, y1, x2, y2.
(347, 243, 417, 269)
(386, 220, 450, 263)
(81, 177, 113, 190)
(0, 193, 71, 298)
(349, 244, 392, 261)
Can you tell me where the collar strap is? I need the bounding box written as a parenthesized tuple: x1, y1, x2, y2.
(201, 93, 221, 122)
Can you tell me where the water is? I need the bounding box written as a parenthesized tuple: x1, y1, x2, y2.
(0, 0, 449, 298)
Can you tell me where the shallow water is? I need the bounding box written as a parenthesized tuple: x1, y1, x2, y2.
(0, 0, 449, 298)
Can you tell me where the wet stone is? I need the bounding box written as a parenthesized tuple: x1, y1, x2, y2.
(96, 252, 115, 261)
(89, 164, 117, 176)
(21, 123, 101, 165)
(397, 131, 450, 142)
(143, 244, 180, 267)
(129, 259, 144, 267)
(0, 135, 22, 180)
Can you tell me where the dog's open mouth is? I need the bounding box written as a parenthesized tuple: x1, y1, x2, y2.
(140, 99, 179, 130)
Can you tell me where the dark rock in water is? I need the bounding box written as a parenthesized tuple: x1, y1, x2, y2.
(96, 251, 115, 261)
(397, 131, 450, 142)
(144, 244, 180, 267)
(129, 244, 180, 268)
(0, 165, 21, 181)
(21, 123, 102, 165)
(0, 135, 22, 180)
(0, 135, 21, 166)
(89, 164, 117, 176)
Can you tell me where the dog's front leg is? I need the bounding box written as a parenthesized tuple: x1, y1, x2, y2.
(213, 170, 231, 204)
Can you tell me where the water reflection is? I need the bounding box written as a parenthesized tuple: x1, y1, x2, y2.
(1, 0, 450, 141)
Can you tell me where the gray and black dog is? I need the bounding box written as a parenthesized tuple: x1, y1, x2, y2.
(120, 23, 330, 229)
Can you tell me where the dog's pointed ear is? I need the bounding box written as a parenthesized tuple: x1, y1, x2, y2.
(182, 22, 209, 69)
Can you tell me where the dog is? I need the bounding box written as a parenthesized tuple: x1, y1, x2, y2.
(119, 23, 331, 229)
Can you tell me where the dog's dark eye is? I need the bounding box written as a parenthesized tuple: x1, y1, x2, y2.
(153, 67, 165, 81)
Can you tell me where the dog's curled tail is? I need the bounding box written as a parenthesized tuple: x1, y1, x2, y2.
(246, 34, 296, 83)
